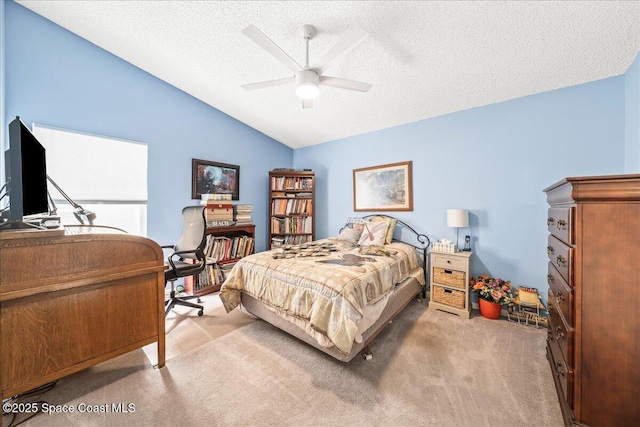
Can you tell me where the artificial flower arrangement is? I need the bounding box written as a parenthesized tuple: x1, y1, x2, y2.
(469, 275, 515, 305)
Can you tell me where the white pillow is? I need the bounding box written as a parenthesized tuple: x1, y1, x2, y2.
(357, 220, 389, 246)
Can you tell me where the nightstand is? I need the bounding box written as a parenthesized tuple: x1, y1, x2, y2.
(428, 251, 472, 318)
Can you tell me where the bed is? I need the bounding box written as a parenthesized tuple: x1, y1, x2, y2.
(219, 215, 430, 362)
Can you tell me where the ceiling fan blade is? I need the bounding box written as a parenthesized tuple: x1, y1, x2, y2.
(302, 99, 313, 109)
(243, 25, 303, 73)
(319, 76, 372, 92)
(242, 77, 294, 91)
(311, 27, 369, 74)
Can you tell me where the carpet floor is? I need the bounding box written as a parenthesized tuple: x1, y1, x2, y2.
(10, 298, 563, 427)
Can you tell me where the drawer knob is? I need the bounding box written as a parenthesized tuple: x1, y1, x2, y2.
(556, 219, 566, 230)
(555, 361, 565, 377)
(446, 260, 451, 264)
(547, 274, 554, 283)
(556, 327, 565, 340)
(555, 291, 564, 302)
(556, 255, 567, 266)
(547, 217, 555, 225)
(547, 245, 554, 254)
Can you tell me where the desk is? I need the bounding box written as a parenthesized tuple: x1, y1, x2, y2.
(0, 226, 165, 399)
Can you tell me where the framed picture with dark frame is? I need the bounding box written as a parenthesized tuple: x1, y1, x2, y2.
(353, 161, 413, 211)
(191, 158, 240, 200)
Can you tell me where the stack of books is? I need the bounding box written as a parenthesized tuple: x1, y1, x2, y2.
(202, 202, 234, 227)
(234, 204, 253, 225)
(201, 193, 232, 202)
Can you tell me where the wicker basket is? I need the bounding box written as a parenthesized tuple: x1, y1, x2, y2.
(432, 285, 465, 309)
(433, 267, 466, 289)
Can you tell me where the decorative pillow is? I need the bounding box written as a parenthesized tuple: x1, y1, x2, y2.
(357, 220, 389, 246)
(335, 218, 364, 244)
(367, 217, 397, 244)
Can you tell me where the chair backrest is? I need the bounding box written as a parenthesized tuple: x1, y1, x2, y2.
(174, 206, 207, 260)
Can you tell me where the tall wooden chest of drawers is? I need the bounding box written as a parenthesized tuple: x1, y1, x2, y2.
(543, 174, 640, 427)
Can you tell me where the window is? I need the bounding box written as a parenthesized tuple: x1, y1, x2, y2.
(33, 124, 148, 236)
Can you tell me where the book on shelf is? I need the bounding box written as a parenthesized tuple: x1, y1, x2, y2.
(271, 198, 312, 215)
(271, 176, 314, 191)
(204, 234, 254, 262)
(282, 235, 312, 245)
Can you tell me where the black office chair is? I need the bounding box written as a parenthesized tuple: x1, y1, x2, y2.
(162, 206, 207, 317)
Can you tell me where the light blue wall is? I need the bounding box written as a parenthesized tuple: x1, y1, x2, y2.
(625, 51, 640, 173)
(3, 1, 292, 249)
(294, 77, 626, 302)
(3, 1, 632, 304)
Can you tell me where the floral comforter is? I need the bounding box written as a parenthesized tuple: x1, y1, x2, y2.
(219, 238, 424, 355)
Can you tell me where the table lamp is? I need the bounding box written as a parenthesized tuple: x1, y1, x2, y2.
(447, 209, 468, 252)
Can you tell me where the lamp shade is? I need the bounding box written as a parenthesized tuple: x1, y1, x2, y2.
(447, 209, 469, 228)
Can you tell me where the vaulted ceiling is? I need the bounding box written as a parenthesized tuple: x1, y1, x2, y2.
(16, 1, 640, 148)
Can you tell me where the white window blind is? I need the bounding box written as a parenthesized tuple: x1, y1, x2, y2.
(32, 124, 148, 236)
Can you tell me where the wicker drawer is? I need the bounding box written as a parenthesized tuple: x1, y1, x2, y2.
(432, 285, 465, 309)
(432, 267, 466, 289)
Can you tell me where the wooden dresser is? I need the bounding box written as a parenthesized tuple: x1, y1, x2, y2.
(543, 174, 640, 427)
(0, 227, 166, 399)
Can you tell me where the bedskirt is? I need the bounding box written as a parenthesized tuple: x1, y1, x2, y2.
(241, 270, 423, 362)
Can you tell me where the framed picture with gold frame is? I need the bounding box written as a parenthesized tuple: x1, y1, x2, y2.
(353, 161, 413, 211)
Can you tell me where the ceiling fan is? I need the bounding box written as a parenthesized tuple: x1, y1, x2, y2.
(241, 24, 372, 109)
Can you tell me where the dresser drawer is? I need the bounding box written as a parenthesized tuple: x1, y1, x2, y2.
(548, 290, 573, 365)
(431, 254, 467, 270)
(547, 334, 574, 409)
(547, 262, 573, 326)
(547, 235, 573, 285)
(547, 207, 574, 245)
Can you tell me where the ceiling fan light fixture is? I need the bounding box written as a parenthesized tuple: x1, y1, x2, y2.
(295, 70, 319, 99)
(296, 81, 319, 99)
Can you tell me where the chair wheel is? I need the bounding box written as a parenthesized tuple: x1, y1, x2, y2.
(197, 298, 202, 303)
(198, 310, 203, 316)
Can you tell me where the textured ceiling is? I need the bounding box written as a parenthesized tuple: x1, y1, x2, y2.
(16, 1, 640, 149)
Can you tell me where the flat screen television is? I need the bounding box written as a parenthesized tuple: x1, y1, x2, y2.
(1, 116, 49, 228)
